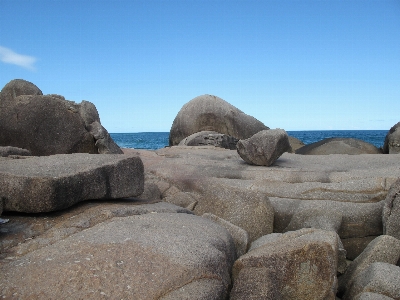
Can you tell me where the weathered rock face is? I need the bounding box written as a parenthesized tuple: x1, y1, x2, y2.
(236, 129, 291, 166)
(296, 138, 382, 155)
(0, 153, 144, 213)
(344, 262, 400, 300)
(0, 146, 31, 157)
(231, 228, 340, 300)
(383, 178, 400, 240)
(178, 130, 239, 149)
(383, 122, 400, 154)
(0, 202, 236, 300)
(169, 94, 269, 146)
(0, 79, 122, 155)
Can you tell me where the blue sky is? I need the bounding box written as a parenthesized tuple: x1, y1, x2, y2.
(1, 0, 399, 132)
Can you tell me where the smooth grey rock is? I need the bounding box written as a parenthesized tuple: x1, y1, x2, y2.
(236, 129, 291, 166)
(169, 94, 268, 146)
(383, 122, 400, 154)
(231, 228, 340, 300)
(0, 146, 31, 157)
(383, 178, 400, 240)
(0, 213, 236, 300)
(202, 213, 249, 258)
(344, 262, 400, 300)
(338, 235, 400, 297)
(296, 138, 382, 155)
(0, 153, 144, 213)
(178, 131, 239, 150)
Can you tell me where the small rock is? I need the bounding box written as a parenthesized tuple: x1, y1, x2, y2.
(236, 129, 291, 166)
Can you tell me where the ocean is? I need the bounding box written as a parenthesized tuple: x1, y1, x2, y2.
(110, 130, 388, 150)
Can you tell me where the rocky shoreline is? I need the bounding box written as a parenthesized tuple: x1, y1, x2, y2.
(1, 79, 400, 299)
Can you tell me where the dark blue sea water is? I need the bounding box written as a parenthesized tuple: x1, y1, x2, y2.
(110, 130, 387, 150)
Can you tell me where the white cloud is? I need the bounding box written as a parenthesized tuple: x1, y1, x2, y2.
(0, 46, 37, 71)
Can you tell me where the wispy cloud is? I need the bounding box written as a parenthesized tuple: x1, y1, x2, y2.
(0, 46, 37, 71)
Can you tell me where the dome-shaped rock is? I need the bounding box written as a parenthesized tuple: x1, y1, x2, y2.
(295, 138, 382, 155)
(0, 79, 43, 103)
(169, 94, 269, 146)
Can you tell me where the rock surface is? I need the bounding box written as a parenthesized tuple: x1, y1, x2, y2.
(288, 135, 305, 153)
(231, 228, 340, 300)
(169, 94, 268, 145)
(178, 130, 239, 149)
(0, 153, 144, 213)
(383, 178, 400, 240)
(296, 138, 382, 155)
(202, 213, 249, 258)
(236, 129, 291, 166)
(4, 146, 400, 299)
(354, 292, 395, 300)
(383, 122, 400, 154)
(338, 235, 400, 297)
(344, 262, 400, 300)
(0, 79, 122, 155)
(0, 202, 236, 299)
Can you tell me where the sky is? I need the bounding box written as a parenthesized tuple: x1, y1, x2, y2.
(1, 0, 399, 132)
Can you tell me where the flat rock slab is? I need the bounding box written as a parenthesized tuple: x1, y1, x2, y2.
(0, 207, 235, 299)
(130, 147, 400, 241)
(0, 153, 144, 213)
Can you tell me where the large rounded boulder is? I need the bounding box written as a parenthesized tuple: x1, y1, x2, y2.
(383, 122, 400, 154)
(169, 94, 269, 146)
(0, 79, 122, 156)
(295, 138, 382, 155)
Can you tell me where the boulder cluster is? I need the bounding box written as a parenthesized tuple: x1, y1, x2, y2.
(1, 85, 400, 299)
